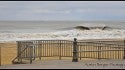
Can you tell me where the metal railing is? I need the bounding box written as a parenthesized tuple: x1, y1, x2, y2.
(12, 38, 125, 64)
(72, 38, 125, 62)
(12, 40, 73, 64)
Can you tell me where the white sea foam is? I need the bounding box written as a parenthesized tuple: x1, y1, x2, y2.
(0, 29, 125, 42)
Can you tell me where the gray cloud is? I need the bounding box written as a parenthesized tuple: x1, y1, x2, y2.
(0, 1, 125, 20)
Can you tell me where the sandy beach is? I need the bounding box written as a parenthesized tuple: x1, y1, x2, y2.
(0, 42, 17, 65)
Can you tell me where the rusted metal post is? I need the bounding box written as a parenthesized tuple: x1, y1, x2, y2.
(123, 39, 125, 59)
(72, 38, 78, 62)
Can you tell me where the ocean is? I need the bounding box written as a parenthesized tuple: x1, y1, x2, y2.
(0, 21, 125, 33)
(0, 21, 125, 42)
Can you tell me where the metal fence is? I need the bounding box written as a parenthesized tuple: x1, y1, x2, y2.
(12, 40, 73, 64)
(72, 38, 125, 62)
(12, 38, 125, 64)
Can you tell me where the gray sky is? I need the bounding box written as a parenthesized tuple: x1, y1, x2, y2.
(0, 1, 125, 21)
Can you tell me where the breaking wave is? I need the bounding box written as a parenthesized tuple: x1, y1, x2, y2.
(0, 25, 125, 42)
(58, 25, 114, 31)
(74, 25, 112, 30)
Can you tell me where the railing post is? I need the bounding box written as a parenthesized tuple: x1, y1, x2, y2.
(17, 42, 22, 63)
(29, 45, 33, 64)
(59, 40, 61, 60)
(98, 43, 101, 59)
(80, 46, 81, 60)
(123, 39, 125, 59)
(72, 38, 78, 62)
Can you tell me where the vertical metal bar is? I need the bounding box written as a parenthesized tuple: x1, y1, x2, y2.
(26, 42, 28, 58)
(64, 41, 65, 57)
(90, 43, 92, 58)
(101, 42, 103, 59)
(37, 41, 38, 58)
(40, 41, 43, 60)
(110, 44, 111, 59)
(84, 43, 87, 58)
(115, 42, 117, 59)
(45, 41, 47, 57)
(51, 41, 54, 56)
(43, 41, 45, 57)
(39, 41, 41, 60)
(98, 43, 101, 59)
(59, 40, 61, 60)
(17, 42, 20, 62)
(49, 40, 50, 57)
(30, 45, 33, 64)
(118, 45, 120, 59)
(72, 38, 78, 62)
(35, 41, 36, 59)
(35, 41, 37, 58)
(103, 44, 105, 59)
(28, 43, 29, 58)
(108, 44, 110, 59)
(65, 41, 67, 57)
(19, 42, 22, 62)
(99, 43, 101, 59)
(50, 41, 53, 56)
(104, 42, 106, 59)
(46, 40, 48, 57)
(34, 41, 35, 59)
(47, 40, 49, 57)
(108, 42, 110, 59)
(98, 43, 99, 59)
(38, 41, 39, 58)
(123, 39, 125, 59)
(80, 44, 81, 60)
(70, 41, 72, 57)
(20, 42, 23, 63)
(19, 42, 21, 62)
(110, 45, 116, 59)
(33, 44, 35, 60)
(24, 43, 25, 58)
(46, 41, 47, 57)
(62, 41, 63, 57)
(25, 42, 27, 58)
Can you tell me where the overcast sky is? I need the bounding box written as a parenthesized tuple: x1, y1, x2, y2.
(0, 1, 125, 21)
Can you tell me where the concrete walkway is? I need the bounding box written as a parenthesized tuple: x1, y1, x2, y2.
(0, 59, 125, 69)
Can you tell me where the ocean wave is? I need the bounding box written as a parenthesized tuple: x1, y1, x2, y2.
(74, 25, 113, 30)
(0, 28, 125, 42)
(59, 25, 114, 31)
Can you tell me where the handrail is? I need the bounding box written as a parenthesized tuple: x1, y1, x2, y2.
(78, 49, 125, 52)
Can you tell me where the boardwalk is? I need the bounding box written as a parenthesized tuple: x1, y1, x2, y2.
(0, 60, 125, 69)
